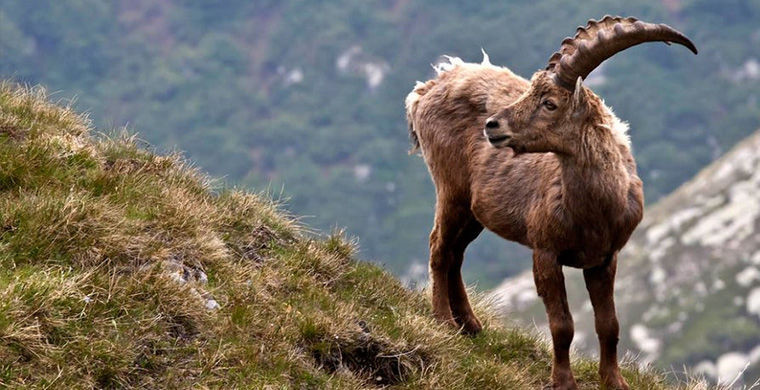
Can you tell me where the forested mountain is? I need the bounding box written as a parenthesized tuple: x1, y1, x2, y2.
(2, 0, 759, 287)
(493, 129, 760, 386)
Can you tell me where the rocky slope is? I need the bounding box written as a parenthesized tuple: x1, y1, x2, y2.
(492, 129, 760, 387)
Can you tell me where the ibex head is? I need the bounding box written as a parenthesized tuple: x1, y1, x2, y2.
(484, 16, 697, 155)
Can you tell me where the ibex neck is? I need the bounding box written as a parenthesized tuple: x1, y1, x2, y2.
(558, 128, 630, 223)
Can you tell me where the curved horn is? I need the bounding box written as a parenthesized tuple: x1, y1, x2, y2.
(546, 15, 698, 90)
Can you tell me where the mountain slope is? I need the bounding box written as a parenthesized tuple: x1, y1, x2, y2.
(492, 129, 760, 386)
(0, 83, 708, 389)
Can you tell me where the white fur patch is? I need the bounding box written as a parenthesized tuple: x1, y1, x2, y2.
(432, 49, 502, 76)
(600, 103, 631, 149)
(404, 81, 424, 113)
(433, 55, 464, 75)
(480, 48, 491, 66)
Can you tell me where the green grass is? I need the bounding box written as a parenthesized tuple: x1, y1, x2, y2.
(0, 82, 711, 388)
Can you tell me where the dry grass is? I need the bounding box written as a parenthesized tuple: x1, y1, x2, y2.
(0, 82, 712, 388)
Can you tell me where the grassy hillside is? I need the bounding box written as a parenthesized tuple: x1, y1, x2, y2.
(0, 84, 710, 388)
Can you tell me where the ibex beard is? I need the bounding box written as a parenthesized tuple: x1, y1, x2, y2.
(406, 15, 696, 390)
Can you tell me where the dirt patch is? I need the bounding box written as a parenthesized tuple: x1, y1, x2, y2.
(166, 314, 198, 341)
(0, 123, 26, 140)
(232, 224, 280, 264)
(306, 325, 429, 386)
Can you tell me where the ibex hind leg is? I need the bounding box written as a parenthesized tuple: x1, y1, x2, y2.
(428, 198, 483, 334)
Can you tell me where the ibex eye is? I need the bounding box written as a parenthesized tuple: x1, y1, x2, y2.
(542, 100, 557, 111)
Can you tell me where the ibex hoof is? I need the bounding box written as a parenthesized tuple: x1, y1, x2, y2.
(601, 377, 629, 390)
(458, 316, 483, 335)
(600, 369, 629, 389)
(545, 373, 577, 390)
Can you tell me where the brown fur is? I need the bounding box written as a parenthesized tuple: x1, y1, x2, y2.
(407, 61, 643, 389)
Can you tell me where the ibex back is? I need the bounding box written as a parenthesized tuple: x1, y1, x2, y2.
(405, 16, 697, 390)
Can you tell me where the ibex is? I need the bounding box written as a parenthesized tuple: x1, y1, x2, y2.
(405, 16, 696, 389)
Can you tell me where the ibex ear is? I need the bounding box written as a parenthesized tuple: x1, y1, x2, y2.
(572, 76, 585, 108)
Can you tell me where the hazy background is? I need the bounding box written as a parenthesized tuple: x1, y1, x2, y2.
(1, 1, 757, 286)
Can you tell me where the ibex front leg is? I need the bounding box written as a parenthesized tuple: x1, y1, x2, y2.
(583, 255, 628, 390)
(533, 250, 577, 390)
(428, 199, 483, 334)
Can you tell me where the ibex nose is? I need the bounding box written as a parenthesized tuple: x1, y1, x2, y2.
(485, 118, 500, 129)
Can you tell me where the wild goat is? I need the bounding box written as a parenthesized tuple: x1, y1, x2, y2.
(405, 16, 696, 389)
